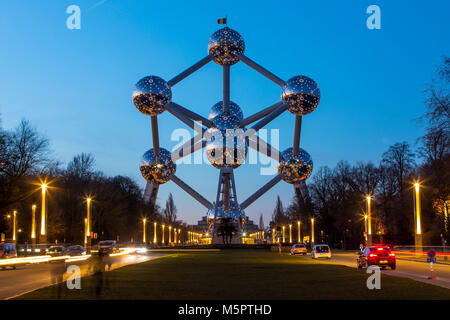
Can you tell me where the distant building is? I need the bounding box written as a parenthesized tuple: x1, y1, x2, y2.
(191, 216, 260, 234)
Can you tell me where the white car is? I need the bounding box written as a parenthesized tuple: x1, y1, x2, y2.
(311, 244, 331, 259)
(290, 243, 307, 255)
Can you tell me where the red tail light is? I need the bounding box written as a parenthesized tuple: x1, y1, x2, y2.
(389, 253, 395, 257)
(369, 253, 377, 257)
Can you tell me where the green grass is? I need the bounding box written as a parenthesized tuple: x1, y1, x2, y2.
(16, 249, 450, 300)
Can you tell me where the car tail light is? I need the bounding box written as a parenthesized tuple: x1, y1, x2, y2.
(389, 253, 395, 257)
(369, 253, 377, 257)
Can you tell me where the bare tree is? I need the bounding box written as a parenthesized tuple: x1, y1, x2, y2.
(163, 193, 177, 224)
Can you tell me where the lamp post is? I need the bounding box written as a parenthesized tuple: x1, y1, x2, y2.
(289, 224, 292, 243)
(366, 196, 372, 246)
(364, 214, 368, 244)
(153, 222, 157, 244)
(178, 229, 181, 244)
(282, 225, 285, 243)
(84, 218, 87, 247)
(414, 183, 423, 253)
(272, 228, 276, 244)
(142, 218, 146, 244)
(311, 218, 315, 245)
(31, 205, 36, 247)
(169, 226, 172, 243)
(86, 198, 92, 251)
(40, 183, 47, 244)
(297, 221, 301, 243)
(12, 211, 17, 244)
(162, 224, 165, 246)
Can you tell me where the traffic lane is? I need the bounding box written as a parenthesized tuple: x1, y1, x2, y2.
(0, 253, 166, 299)
(317, 252, 450, 289)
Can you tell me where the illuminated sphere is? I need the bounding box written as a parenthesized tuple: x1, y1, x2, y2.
(278, 147, 313, 183)
(208, 101, 244, 121)
(139, 148, 176, 184)
(281, 75, 320, 115)
(208, 27, 245, 66)
(205, 106, 247, 168)
(206, 201, 245, 227)
(133, 76, 171, 115)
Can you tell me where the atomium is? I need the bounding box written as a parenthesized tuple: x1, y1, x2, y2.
(133, 75, 172, 115)
(277, 147, 313, 183)
(281, 75, 320, 115)
(208, 27, 245, 66)
(133, 25, 321, 239)
(140, 148, 176, 184)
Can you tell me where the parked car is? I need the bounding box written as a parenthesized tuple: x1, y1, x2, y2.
(66, 245, 86, 256)
(0, 243, 18, 269)
(47, 245, 66, 257)
(290, 243, 307, 255)
(357, 246, 396, 270)
(97, 240, 118, 256)
(311, 244, 331, 259)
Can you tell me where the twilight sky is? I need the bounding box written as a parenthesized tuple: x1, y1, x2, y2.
(0, 0, 449, 225)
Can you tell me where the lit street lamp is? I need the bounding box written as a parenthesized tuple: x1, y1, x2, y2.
(142, 218, 147, 243)
(311, 218, 315, 244)
(153, 222, 157, 244)
(366, 196, 372, 246)
(40, 183, 47, 244)
(282, 225, 286, 243)
(272, 228, 276, 243)
(364, 214, 368, 243)
(162, 224, 165, 246)
(31, 205, 36, 246)
(289, 224, 292, 243)
(414, 183, 423, 252)
(86, 198, 92, 251)
(12, 211, 17, 244)
(297, 221, 301, 243)
(84, 218, 87, 246)
(169, 226, 172, 243)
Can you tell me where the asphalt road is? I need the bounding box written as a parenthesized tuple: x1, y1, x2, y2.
(310, 251, 450, 289)
(0, 253, 166, 299)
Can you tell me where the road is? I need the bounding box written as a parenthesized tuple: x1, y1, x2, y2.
(0, 253, 166, 299)
(312, 251, 450, 289)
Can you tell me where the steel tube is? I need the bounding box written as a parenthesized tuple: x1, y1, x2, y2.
(293, 115, 302, 155)
(251, 104, 288, 132)
(170, 102, 214, 128)
(239, 54, 285, 86)
(167, 54, 214, 87)
(166, 103, 205, 134)
(240, 174, 283, 210)
(150, 116, 160, 157)
(223, 65, 230, 116)
(171, 175, 213, 210)
(239, 102, 283, 128)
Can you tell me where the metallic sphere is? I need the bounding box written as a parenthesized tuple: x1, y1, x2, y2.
(133, 76, 172, 115)
(140, 148, 176, 184)
(208, 101, 244, 121)
(278, 147, 313, 183)
(281, 75, 320, 115)
(206, 201, 245, 226)
(208, 27, 245, 66)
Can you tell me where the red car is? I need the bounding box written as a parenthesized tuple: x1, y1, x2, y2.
(357, 246, 396, 270)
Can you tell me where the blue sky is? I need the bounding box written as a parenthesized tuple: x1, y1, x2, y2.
(0, 1, 448, 225)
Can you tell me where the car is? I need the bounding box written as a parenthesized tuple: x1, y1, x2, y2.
(47, 245, 66, 257)
(290, 243, 307, 255)
(0, 243, 18, 270)
(311, 244, 331, 259)
(357, 246, 396, 270)
(66, 245, 86, 256)
(97, 240, 118, 256)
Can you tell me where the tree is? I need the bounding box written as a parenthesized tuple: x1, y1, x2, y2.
(163, 193, 177, 224)
(271, 195, 286, 225)
(258, 213, 264, 230)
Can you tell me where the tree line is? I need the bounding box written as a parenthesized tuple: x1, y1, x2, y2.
(0, 122, 180, 244)
(270, 57, 449, 248)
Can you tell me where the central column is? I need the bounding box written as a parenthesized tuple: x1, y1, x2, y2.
(223, 65, 230, 116)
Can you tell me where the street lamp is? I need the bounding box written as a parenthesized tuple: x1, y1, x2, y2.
(366, 196, 372, 246)
(153, 222, 157, 244)
(86, 197, 92, 250)
(84, 218, 87, 246)
(289, 224, 292, 243)
(162, 224, 165, 245)
(40, 183, 47, 244)
(31, 205, 36, 246)
(297, 221, 301, 243)
(12, 211, 17, 244)
(142, 218, 146, 244)
(169, 226, 172, 243)
(414, 183, 423, 252)
(282, 225, 286, 243)
(311, 218, 315, 244)
(272, 228, 276, 243)
(364, 214, 368, 243)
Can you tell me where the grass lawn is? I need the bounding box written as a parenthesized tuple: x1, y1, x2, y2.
(16, 249, 450, 300)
